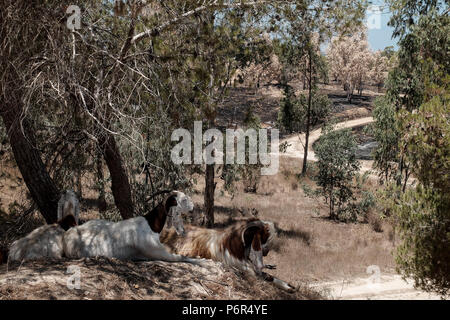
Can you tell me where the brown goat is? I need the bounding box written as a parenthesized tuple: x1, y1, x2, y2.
(160, 218, 295, 292)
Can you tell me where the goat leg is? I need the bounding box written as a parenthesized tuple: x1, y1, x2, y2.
(261, 271, 296, 293)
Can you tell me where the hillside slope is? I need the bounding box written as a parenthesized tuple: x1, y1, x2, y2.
(0, 258, 319, 300)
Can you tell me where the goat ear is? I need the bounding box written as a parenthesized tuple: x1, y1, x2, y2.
(164, 194, 178, 212)
(251, 231, 262, 251)
(242, 221, 264, 247)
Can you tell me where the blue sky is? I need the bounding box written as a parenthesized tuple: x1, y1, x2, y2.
(366, 0, 399, 51)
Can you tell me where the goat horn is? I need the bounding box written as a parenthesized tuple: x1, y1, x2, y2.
(241, 220, 265, 245)
(145, 190, 172, 202)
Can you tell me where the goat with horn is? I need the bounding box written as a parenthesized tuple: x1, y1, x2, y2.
(63, 191, 202, 264)
(160, 218, 295, 292)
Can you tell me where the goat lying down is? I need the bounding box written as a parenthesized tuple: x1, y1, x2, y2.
(7, 190, 79, 263)
(160, 218, 295, 292)
(63, 191, 201, 264)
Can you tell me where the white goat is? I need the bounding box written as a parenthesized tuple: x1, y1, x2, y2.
(63, 191, 200, 263)
(7, 190, 79, 263)
(160, 218, 295, 292)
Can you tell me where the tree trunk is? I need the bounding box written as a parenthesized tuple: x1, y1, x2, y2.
(302, 52, 313, 176)
(303, 68, 307, 90)
(96, 151, 107, 213)
(0, 104, 60, 224)
(204, 163, 216, 228)
(329, 194, 335, 219)
(347, 89, 353, 103)
(76, 170, 83, 199)
(98, 133, 134, 219)
(397, 156, 404, 188)
(402, 167, 410, 193)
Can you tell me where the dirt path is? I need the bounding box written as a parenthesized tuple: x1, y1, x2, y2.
(312, 274, 444, 300)
(280, 117, 374, 172)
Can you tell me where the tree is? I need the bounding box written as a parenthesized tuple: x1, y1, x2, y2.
(370, 96, 401, 184)
(277, 89, 331, 134)
(312, 126, 361, 220)
(327, 29, 373, 102)
(386, 0, 448, 38)
(241, 106, 263, 193)
(191, 0, 367, 226)
(0, 0, 368, 227)
(393, 84, 450, 297)
(369, 51, 390, 92)
(277, 86, 304, 133)
(0, 1, 66, 223)
(380, 0, 450, 296)
(278, 34, 331, 175)
(381, 46, 396, 60)
(270, 0, 366, 176)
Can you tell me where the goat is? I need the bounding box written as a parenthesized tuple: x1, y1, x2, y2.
(62, 191, 201, 264)
(160, 218, 295, 292)
(7, 191, 79, 263)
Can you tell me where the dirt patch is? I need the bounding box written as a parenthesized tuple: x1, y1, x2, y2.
(313, 274, 445, 300)
(217, 83, 378, 130)
(0, 257, 321, 300)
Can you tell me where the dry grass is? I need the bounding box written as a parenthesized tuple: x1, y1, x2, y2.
(0, 257, 320, 300)
(191, 157, 396, 287)
(0, 83, 395, 299)
(0, 156, 396, 299)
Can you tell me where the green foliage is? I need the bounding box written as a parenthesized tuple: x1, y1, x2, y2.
(386, 0, 448, 38)
(387, 77, 450, 296)
(242, 106, 263, 193)
(378, 2, 450, 296)
(386, 9, 449, 111)
(277, 86, 304, 133)
(310, 126, 361, 221)
(220, 106, 264, 195)
(393, 185, 450, 297)
(381, 46, 396, 60)
(398, 86, 449, 192)
(309, 92, 332, 127)
(371, 96, 400, 183)
(277, 87, 331, 133)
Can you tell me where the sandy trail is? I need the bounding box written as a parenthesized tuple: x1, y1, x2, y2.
(312, 274, 444, 300)
(280, 117, 374, 172)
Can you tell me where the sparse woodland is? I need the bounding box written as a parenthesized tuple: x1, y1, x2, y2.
(0, 0, 448, 299)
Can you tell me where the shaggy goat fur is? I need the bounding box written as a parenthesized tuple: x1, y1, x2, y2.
(160, 218, 295, 291)
(62, 191, 200, 264)
(161, 219, 274, 272)
(7, 191, 79, 263)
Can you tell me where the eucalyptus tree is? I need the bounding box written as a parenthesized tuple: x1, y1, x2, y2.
(273, 0, 367, 175)
(0, 0, 368, 225)
(376, 0, 450, 296)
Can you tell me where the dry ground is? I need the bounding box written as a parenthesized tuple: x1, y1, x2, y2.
(0, 83, 438, 300)
(0, 258, 318, 300)
(190, 157, 397, 288)
(217, 81, 379, 128)
(313, 274, 442, 300)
